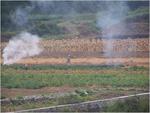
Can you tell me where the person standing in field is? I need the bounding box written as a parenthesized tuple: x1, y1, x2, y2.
(66, 54, 71, 65)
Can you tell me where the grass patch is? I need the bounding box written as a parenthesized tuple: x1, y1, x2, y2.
(1, 72, 148, 89)
(1, 93, 91, 112)
(1, 92, 149, 112)
(1, 65, 149, 112)
(1, 64, 124, 71)
(1, 65, 148, 89)
(128, 66, 148, 71)
(104, 95, 149, 112)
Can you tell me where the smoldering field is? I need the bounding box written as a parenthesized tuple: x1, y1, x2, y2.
(1, 38, 149, 112)
(1, 1, 149, 112)
(2, 32, 42, 65)
(1, 38, 149, 66)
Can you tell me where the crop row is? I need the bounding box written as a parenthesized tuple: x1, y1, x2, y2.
(41, 38, 149, 52)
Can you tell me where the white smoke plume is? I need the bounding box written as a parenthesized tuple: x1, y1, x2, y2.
(3, 32, 42, 65)
(97, 2, 129, 58)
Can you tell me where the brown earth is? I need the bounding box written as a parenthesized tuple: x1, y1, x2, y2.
(1, 38, 149, 57)
(14, 57, 149, 66)
(0, 57, 149, 66)
(39, 38, 149, 58)
(0, 38, 149, 66)
(1, 86, 75, 98)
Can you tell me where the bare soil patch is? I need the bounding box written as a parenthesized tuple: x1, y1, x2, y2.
(13, 57, 149, 66)
(1, 86, 75, 98)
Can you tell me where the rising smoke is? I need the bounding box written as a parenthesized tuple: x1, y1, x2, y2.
(3, 1, 77, 65)
(97, 2, 129, 58)
(11, 6, 32, 27)
(3, 1, 130, 64)
(3, 1, 43, 65)
(3, 32, 42, 65)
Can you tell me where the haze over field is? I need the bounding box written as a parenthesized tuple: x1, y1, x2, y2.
(3, 32, 42, 65)
(97, 2, 129, 58)
(2, 1, 149, 40)
(1, 1, 149, 64)
(1, 1, 149, 112)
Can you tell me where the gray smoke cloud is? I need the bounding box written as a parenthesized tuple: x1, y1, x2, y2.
(3, 1, 130, 65)
(3, 32, 42, 65)
(97, 2, 129, 58)
(11, 5, 34, 27)
(11, 8, 29, 26)
(11, 1, 52, 27)
(3, 1, 44, 65)
(30, 0, 53, 13)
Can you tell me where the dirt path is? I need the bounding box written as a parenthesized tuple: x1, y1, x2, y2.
(11, 57, 149, 66)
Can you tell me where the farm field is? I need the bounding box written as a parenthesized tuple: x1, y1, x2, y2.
(1, 1, 149, 112)
(1, 38, 149, 112)
(1, 38, 149, 58)
(1, 64, 149, 112)
(0, 38, 149, 66)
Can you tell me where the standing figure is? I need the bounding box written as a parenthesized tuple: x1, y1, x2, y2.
(24, 64, 28, 70)
(66, 54, 71, 65)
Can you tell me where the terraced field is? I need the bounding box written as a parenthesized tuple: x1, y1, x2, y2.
(1, 64, 149, 112)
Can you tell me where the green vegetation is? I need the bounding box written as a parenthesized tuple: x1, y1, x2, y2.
(104, 95, 149, 112)
(126, 7, 149, 23)
(1, 65, 148, 89)
(1, 92, 93, 112)
(2, 73, 148, 89)
(2, 64, 124, 70)
(127, 7, 149, 19)
(1, 1, 149, 112)
(128, 66, 148, 71)
(1, 1, 149, 41)
(1, 91, 149, 112)
(1, 65, 149, 112)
